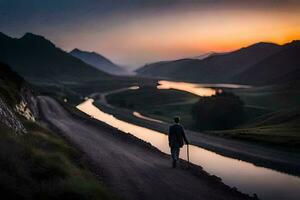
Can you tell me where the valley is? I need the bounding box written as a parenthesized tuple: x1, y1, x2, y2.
(1, 31, 299, 200)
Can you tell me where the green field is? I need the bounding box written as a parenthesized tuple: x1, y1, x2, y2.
(208, 107, 300, 150)
(234, 83, 300, 111)
(106, 86, 198, 127)
(106, 85, 300, 150)
(106, 86, 272, 129)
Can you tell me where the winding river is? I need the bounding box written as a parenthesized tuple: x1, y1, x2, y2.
(76, 81, 300, 200)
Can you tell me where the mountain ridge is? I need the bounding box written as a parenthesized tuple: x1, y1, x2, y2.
(0, 32, 111, 83)
(136, 41, 299, 85)
(232, 40, 300, 85)
(70, 48, 131, 75)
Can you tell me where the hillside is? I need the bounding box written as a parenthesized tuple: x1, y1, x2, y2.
(70, 48, 130, 75)
(136, 42, 281, 83)
(232, 40, 300, 85)
(0, 32, 111, 83)
(0, 62, 113, 200)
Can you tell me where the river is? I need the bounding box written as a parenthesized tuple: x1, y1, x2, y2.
(77, 99, 300, 200)
(156, 80, 251, 96)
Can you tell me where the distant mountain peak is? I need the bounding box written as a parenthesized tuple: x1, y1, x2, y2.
(291, 40, 300, 43)
(254, 41, 278, 46)
(19, 32, 56, 48)
(70, 48, 131, 75)
(241, 42, 279, 50)
(70, 48, 111, 63)
(0, 32, 109, 82)
(70, 48, 81, 53)
(0, 32, 10, 39)
(21, 32, 45, 40)
(285, 40, 300, 47)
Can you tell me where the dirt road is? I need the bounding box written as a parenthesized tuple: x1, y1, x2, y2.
(37, 96, 253, 200)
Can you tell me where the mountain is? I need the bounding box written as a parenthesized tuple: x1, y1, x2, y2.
(232, 40, 300, 85)
(136, 42, 282, 83)
(0, 32, 111, 83)
(192, 51, 227, 60)
(136, 58, 196, 79)
(70, 48, 130, 76)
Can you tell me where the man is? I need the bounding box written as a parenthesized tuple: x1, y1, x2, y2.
(168, 116, 189, 168)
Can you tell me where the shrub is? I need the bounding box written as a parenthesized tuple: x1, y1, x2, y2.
(191, 92, 245, 130)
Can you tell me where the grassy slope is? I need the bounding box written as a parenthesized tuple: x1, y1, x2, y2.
(0, 63, 114, 200)
(0, 119, 114, 200)
(208, 112, 300, 150)
(234, 83, 300, 111)
(209, 106, 300, 150)
(106, 86, 198, 127)
(0, 63, 24, 107)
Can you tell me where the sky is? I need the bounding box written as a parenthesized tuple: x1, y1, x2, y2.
(1, 0, 300, 69)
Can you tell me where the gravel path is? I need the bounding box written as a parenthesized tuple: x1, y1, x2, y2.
(37, 96, 253, 200)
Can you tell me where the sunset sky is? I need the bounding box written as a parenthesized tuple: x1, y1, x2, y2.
(1, 0, 300, 68)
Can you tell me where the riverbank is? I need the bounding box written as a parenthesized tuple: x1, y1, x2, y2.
(93, 98, 300, 177)
(80, 98, 300, 200)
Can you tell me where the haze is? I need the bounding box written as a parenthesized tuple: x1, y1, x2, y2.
(1, 0, 300, 68)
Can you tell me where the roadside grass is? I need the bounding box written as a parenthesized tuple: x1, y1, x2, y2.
(0, 120, 114, 200)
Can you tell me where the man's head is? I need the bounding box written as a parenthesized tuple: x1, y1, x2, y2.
(174, 116, 180, 124)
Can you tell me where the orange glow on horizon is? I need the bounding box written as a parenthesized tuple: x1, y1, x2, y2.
(58, 7, 300, 67)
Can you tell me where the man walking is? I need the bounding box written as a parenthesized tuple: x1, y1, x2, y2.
(168, 116, 189, 168)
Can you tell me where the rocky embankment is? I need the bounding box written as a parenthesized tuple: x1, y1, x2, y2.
(0, 97, 26, 133)
(0, 63, 38, 133)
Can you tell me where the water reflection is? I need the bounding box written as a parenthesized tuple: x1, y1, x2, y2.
(129, 86, 140, 90)
(157, 80, 251, 97)
(157, 80, 216, 96)
(133, 111, 164, 123)
(77, 99, 300, 200)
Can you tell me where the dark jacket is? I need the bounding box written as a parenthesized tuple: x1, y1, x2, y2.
(168, 123, 188, 148)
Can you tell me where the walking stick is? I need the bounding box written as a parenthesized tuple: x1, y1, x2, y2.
(186, 144, 190, 168)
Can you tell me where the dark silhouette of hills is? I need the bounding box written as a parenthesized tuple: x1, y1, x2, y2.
(136, 41, 299, 85)
(70, 48, 130, 75)
(0, 32, 111, 82)
(232, 40, 300, 85)
(136, 58, 198, 79)
(0, 62, 24, 89)
(192, 51, 228, 60)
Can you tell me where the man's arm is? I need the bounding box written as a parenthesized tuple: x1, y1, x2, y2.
(181, 126, 189, 145)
